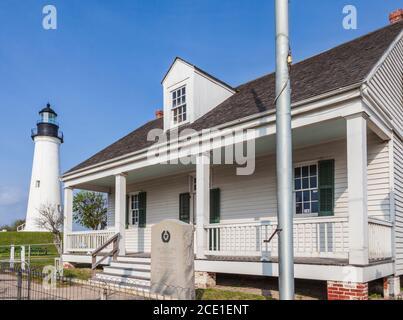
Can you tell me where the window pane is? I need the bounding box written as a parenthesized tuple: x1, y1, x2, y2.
(173, 91, 176, 99)
(311, 201, 319, 213)
(296, 191, 302, 203)
(296, 203, 302, 214)
(311, 190, 319, 201)
(302, 178, 309, 189)
(295, 178, 301, 190)
(303, 202, 311, 213)
(294, 168, 301, 178)
(182, 87, 186, 95)
(310, 177, 317, 188)
(303, 191, 310, 202)
(302, 166, 309, 177)
(310, 165, 317, 176)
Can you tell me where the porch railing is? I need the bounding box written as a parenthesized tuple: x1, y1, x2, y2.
(368, 218, 393, 260)
(66, 230, 116, 253)
(205, 216, 350, 259)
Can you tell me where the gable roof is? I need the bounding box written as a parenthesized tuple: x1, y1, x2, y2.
(161, 57, 236, 92)
(65, 21, 403, 175)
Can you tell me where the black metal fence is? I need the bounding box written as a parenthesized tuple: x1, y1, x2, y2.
(0, 262, 146, 300)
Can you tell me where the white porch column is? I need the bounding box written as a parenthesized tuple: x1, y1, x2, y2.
(347, 113, 369, 265)
(196, 152, 210, 259)
(63, 187, 73, 254)
(115, 173, 127, 255)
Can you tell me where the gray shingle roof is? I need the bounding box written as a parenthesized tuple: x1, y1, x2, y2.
(66, 21, 402, 174)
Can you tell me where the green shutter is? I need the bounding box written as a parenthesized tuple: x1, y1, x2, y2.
(138, 192, 147, 228)
(318, 160, 335, 216)
(125, 195, 129, 228)
(179, 193, 191, 223)
(210, 188, 221, 224)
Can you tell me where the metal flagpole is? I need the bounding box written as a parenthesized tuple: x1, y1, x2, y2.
(274, 0, 295, 300)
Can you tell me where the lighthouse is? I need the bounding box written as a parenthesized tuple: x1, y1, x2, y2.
(24, 104, 63, 232)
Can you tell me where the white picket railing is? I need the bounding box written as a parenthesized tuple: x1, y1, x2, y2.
(368, 218, 393, 260)
(66, 230, 116, 253)
(205, 216, 350, 259)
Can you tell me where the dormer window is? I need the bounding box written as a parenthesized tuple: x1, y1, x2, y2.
(172, 86, 187, 125)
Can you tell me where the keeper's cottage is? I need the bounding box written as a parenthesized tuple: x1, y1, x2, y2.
(62, 13, 403, 300)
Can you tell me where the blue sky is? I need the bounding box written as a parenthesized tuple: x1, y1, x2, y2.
(0, 0, 400, 226)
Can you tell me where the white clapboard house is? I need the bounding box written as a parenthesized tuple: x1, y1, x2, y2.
(62, 19, 403, 299)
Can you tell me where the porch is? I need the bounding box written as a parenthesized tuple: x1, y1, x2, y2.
(62, 113, 395, 281)
(64, 215, 393, 263)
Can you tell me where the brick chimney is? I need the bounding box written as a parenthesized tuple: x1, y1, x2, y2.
(389, 9, 403, 24)
(155, 110, 164, 119)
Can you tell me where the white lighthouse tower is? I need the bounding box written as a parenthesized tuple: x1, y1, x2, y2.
(24, 104, 63, 232)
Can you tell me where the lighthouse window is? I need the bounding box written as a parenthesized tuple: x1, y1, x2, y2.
(35, 180, 40, 188)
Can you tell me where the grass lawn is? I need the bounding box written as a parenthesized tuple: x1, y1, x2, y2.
(196, 288, 272, 300)
(0, 232, 54, 246)
(63, 268, 94, 281)
(0, 232, 60, 272)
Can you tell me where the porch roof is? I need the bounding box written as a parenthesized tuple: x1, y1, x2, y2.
(65, 21, 402, 175)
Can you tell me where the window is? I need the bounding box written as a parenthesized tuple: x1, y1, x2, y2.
(189, 175, 196, 193)
(130, 194, 140, 226)
(172, 86, 187, 125)
(294, 164, 319, 215)
(35, 180, 40, 188)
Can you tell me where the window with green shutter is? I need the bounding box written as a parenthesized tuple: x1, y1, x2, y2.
(210, 188, 220, 224)
(318, 160, 335, 216)
(138, 192, 147, 228)
(179, 193, 191, 223)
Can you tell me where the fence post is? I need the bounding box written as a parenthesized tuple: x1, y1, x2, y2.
(17, 270, 22, 300)
(10, 245, 15, 269)
(20, 246, 25, 271)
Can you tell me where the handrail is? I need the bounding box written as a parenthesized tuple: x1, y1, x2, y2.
(91, 233, 120, 270)
(68, 229, 115, 235)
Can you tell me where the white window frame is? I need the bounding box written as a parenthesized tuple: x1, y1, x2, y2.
(293, 160, 319, 218)
(128, 192, 140, 228)
(171, 86, 187, 126)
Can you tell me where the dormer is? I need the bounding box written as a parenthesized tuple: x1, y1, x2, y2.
(162, 57, 235, 131)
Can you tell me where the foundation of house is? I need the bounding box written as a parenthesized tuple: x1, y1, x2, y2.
(327, 281, 369, 300)
(383, 276, 401, 299)
(195, 271, 217, 289)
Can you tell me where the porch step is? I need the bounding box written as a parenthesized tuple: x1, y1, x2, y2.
(93, 254, 152, 293)
(92, 274, 150, 292)
(116, 256, 151, 264)
(103, 266, 151, 278)
(110, 261, 151, 271)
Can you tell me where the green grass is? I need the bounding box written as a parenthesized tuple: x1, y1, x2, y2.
(0, 232, 54, 246)
(196, 288, 272, 300)
(63, 268, 94, 281)
(0, 232, 59, 271)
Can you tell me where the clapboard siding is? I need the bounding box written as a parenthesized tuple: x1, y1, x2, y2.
(367, 36, 403, 132)
(394, 136, 403, 275)
(367, 132, 390, 220)
(124, 173, 189, 253)
(213, 139, 348, 222)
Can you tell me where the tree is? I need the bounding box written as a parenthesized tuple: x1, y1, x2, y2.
(11, 219, 26, 231)
(35, 204, 63, 255)
(73, 191, 107, 230)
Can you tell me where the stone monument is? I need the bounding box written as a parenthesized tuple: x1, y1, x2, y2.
(151, 219, 195, 300)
